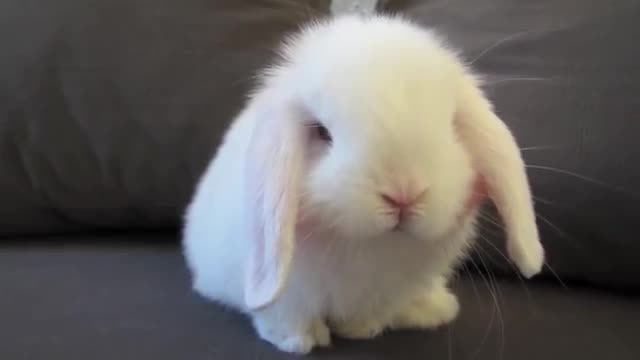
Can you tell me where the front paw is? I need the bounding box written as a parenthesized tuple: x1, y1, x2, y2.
(331, 318, 385, 340)
(253, 316, 330, 354)
(311, 319, 332, 347)
(389, 285, 460, 330)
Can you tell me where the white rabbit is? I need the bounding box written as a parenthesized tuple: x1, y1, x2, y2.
(182, 14, 544, 354)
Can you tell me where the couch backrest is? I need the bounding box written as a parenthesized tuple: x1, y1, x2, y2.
(0, 0, 330, 236)
(1, 0, 638, 292)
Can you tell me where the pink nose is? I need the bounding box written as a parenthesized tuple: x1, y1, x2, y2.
(380, 190, 426, 211)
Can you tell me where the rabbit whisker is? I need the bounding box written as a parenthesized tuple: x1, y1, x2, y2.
(526, 164, 637, 197)
(519, 145, 559, 152)
(485, 77, 553, 86)
(476, 232, 535, 307)
(475, 250, 506, 360)
(467, 255, 503, 360)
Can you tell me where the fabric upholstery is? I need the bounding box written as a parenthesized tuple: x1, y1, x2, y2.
(1, 236, 638, 360)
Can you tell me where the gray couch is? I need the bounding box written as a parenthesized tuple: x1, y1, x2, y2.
(1, 1, 638, 359)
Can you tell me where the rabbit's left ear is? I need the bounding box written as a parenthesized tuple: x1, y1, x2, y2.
(454, 74, 544, 278)
(243, 100, 305, 310)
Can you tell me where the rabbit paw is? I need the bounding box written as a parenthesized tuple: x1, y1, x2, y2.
(253, 316, 330, 354)
(312, 319, 332, 347)
(389, 285, 460, 330)
(332, 318, 385, 340)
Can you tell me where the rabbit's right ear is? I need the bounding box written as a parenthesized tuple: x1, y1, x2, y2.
(243, 98, 304, 310)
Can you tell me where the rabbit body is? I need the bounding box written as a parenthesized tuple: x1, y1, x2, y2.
(183, 14, 543, 354)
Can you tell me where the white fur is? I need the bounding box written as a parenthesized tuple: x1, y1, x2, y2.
(182, 14, 543, 354)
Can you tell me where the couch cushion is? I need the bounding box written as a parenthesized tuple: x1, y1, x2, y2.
(0, 0, 330, 237)
(380, 0, 640, 292)
(0, 237, 638, 359)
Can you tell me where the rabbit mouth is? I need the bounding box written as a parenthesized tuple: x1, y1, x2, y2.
(387, 209, 416, 233)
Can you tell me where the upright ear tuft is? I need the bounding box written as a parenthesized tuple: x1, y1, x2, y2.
(454, 73, 544, 278)
(243, 99, 305, 310)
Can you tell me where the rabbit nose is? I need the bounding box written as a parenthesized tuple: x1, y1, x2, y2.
(380, 188, 427, 211)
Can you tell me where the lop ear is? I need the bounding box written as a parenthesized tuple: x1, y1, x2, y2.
(455, 75, 544, 278)
(243, 100, 304, 310)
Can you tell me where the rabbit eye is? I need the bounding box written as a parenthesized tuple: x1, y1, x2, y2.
(311, 123, 333, 144)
